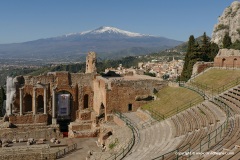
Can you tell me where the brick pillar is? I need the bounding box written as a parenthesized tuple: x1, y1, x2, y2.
(52, 88, 57, 124)
(19, 88, 23, 116)
(44, 87, 47, 114)
(33, 88, 36, 115)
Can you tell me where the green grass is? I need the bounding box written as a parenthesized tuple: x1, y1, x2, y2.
(193, 69, 240, 89)
(142, 86, 203, 114)
(190, 69, 240, 95)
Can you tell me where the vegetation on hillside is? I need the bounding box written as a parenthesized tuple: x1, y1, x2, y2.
(0, 68, 37, 86)
(0, 56, 142, 86)
(180, 33, 219, 81)
(223, 32, 232, 48)
(222, 32, 240, 50)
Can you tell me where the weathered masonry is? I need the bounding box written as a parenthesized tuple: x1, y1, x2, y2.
(6, 52, 166, 138)
(214, 49, 240, 68)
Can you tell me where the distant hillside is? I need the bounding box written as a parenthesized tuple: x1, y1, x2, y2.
(0, 26, 183, 61)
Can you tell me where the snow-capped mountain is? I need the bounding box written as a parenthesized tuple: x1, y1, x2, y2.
(65, 26, 147, 37)
(0, 26, 183, 60)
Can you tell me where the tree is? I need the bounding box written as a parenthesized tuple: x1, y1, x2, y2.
(231, 40, 240, 50)
(180, 35, 197, 81)
(222, 32, 232, 49)
(209, 42, 219, 61)
(200, 32, 211, 61)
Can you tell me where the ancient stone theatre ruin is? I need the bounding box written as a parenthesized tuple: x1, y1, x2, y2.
(5, 52, 165, 138)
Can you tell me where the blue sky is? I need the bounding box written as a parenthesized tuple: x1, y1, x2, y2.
(0, 0, 236, 44)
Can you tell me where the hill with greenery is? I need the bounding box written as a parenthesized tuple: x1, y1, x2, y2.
(0, 56, 143, 87)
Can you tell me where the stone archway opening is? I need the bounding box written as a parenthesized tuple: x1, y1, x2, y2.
(24, 94, 32, 112)
(234, 58, 237, 68)
(37, 95, 44, 113)
(56, 91, 73, 136)
(222, 58, 226, 67)
(83, 94, 89, 109)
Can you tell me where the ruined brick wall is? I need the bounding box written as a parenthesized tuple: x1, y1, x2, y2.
(15, 72, 94, 123)
(93, 77, 107, 116)
(105, 79, 166, 114)
(214, 56, 240, 67)
(192, 62, 213, 76)
(0, 125, 62, 140)
(214, 49, 240, 67)
(9, 114, 48, 125)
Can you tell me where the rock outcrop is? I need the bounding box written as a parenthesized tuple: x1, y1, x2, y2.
(211, 1, 240, 46)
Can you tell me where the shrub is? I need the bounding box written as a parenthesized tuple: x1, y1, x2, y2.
(214, 24, 229, 32)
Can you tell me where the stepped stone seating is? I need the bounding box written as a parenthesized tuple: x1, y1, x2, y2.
(223, 93, 240, 108)
(125, 116, 182, 160)
(191, 85, 240, 160)
(124, 99, 227, 160)
(122, 85, 240, 159)
(217, 96, 239, 115)
(124, 109, 154, 130)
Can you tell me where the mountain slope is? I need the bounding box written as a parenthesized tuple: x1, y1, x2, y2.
(0, 26, 183, 60)
(211, 1, 240, 45)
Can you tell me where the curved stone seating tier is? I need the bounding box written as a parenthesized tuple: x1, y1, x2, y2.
(223, 93, 240, 108)
(187, 110, 201, 130)
(125, 119, 180, 160)
(123, 98, 229, 160)
(192, 107, 208, 128)
(119, 83, 240, 160)
(227, 92, 240, 100)
(217, 95, 240, 115)
(196, 117, 240, 160)
(124, 110, 155, 130)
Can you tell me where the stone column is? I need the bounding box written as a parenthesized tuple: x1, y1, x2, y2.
(52, 88, 57, 124)
(19, 88, 23, 116)
(33, 88, 36, 115)
(44, 87, 47, 114)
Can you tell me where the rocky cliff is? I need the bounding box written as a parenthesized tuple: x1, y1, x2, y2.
(211, 1, 240, 46)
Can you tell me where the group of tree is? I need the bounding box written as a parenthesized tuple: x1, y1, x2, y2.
(180, 32, 219, 81)
(222, 32, 240, 50)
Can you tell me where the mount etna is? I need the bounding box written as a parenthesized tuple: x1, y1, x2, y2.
(0, 26, 183, 61)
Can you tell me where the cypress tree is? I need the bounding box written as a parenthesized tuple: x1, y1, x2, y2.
(201, 32, 211, 61)
(181, 35, 196, 81)
(223, 32, 232, 49)
(209, 42, 219, 61)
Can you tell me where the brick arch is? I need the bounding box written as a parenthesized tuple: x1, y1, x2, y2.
(233, 58, 237, 68)
(222, 58, 226, 67)
(23, 94, 32, 112)
(55, 88, 78, 121)
(56, 89, 75, 98)
(37, 95, 44, 113)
